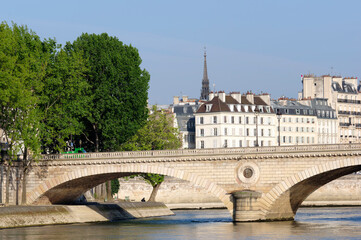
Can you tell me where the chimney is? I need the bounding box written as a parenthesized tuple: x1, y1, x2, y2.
(258, 94, 270, 105)
(230, 92, 241, 103)
(182, 95, 188, 102)
(173, 96, 179, 105)
(246, 92, 254, 104)
(219, 91, 226, 102)
(209, 92, 215, 101)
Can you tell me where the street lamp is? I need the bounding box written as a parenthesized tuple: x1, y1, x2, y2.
(276, 109, 282, 146)
(255, 107, 259, 147)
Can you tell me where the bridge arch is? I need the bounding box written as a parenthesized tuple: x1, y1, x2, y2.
(27, 163, 233, 211)
(259, 157, 361, 220)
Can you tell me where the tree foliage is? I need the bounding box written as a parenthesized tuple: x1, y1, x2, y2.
(120, 106, 182, 201)
(39, 42, 89, 153)
(0, 21, 46, 162)
(69, 33, 150, 152)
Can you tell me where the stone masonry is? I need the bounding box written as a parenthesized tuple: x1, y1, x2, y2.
(1, 143, 361, 222)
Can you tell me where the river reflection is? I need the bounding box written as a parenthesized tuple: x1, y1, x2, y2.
(1, 207, 361, 239)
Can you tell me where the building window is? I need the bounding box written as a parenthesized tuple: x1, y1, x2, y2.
(200, 141, 204, 149)
(289, 136, 292, 143)
(261, 129, 264, 136)
(224, 140, 228, 148)
(224, 128, 228, 136)
(246, 128, 249, 136)
(239, 117, 242, 124)
(231, 116, 235, 124)
(206, 105, 212, 112)
(214, 128, 218, 136)
(260, 117, 264, 124)
(224, 116, 227, 123)
(213, 116, 217, 124)
(200, 129, 204, 136)
(283, 136, 286, 143)
(200, 117, 204, 124)
(239, 140, 242, 147)
(268, 129, 271, 136)
(254, 128, 257, 136)
(246, 117, 249, 124)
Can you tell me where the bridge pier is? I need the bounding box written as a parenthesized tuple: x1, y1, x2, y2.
(232, 190, 264, 222)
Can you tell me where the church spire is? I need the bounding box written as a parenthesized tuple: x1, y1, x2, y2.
(200, 47, 210, 101)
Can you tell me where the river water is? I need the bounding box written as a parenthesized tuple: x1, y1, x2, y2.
(1, 207, 361, 239)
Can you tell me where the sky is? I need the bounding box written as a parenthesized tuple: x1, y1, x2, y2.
(2, 1, 361, 104)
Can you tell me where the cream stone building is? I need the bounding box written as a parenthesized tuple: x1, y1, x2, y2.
(171, 96, 202, 149)
(195, 92, 277, 149)
(301, 75, 361, 143)
(299, 98, 338, 144)
(272, 98, 338, 146)
(271, 99, 317, 146)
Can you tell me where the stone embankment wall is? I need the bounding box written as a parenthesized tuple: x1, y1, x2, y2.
(118, 175, 361, 208)
(0, 202, 173, 229)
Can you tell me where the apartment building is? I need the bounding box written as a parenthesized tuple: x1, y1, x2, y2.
(301, 75, 361, 143)
(272, 99, 317, 146)
(195, 92, 277, 149)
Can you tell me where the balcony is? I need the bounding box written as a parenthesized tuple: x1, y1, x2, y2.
(337, 99, 361, 104)
(338, 111, 351, 115)
(339, 122, 351, 127)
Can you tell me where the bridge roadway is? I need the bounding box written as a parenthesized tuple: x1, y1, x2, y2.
(4, 143, 361, 222)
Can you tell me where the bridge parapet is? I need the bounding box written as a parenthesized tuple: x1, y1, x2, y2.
(40, 143, 361, 162)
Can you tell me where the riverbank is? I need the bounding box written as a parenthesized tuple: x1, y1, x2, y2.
(0, 202, 174, 229)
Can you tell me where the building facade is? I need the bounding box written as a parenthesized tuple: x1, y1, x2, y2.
(301, 75, 361, 143)
(172, 96, 202, 149)
(195, 92, 277, 149)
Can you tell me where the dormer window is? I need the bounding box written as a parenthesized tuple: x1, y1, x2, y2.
(236, 105, 241, 112)
(206, 104, 212, 112)
(229, 104, 234, 112)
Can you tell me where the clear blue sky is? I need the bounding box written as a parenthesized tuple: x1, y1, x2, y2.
(2, 1, 361, 104)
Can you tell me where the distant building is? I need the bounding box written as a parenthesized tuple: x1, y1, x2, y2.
(195, 91, 276, 149)
(272, 98, 337, 145)
(301, 74, 361, 143)
(171, 96, 202, 149)
(299, 98, 338, 144)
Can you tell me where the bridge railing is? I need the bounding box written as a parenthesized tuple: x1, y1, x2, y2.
(39, 143, 361, 161)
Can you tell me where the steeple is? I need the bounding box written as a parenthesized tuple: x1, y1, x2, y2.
(200, 47, 210, 101)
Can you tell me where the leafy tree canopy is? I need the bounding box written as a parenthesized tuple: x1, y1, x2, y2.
(0, 21, 46, 162)
(69, 33, 150, 152)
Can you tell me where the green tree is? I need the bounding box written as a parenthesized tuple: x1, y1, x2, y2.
(0, 22, 46, 204)
(39, 41, 89, 153)
(0, 21, 89, 204)
(120, 106, 182, 201)
(69, 33, 150, 152)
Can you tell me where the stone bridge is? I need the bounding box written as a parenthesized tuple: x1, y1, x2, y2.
(2, 143, 361, 222)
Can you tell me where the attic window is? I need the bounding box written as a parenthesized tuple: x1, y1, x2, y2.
(229, 104, 234, 112)
(206, 104, 212, 112)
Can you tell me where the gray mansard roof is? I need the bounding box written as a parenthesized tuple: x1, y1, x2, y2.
(332, 82, 357, 94)
(272, 98, 337, 119)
